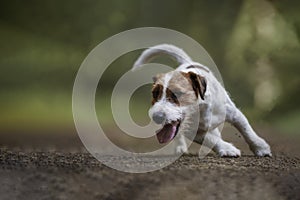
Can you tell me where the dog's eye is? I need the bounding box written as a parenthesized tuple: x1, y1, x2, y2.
(170, 91, 183, 101)
(171, 93, 177, 101)
(173, 91, 184, 98)
(151, 84, 163, 105)
(152, 89, 159, 99)
(152, 86, 161, 99)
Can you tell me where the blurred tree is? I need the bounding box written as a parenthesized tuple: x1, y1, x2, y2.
(0, 0, 299, 131)
(225, 0, 300, 121)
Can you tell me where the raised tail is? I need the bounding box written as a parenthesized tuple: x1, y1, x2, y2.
(132, 44, 193, 71)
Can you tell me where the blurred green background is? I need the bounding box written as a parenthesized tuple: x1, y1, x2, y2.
(0, 0, 299, 139)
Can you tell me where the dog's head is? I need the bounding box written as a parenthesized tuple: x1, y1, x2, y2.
(149, 70, 207, 143)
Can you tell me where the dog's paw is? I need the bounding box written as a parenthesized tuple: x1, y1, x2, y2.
(250, 139, 272, 157)
(175, 145, 188, 154)
(217, 143, 241, 158)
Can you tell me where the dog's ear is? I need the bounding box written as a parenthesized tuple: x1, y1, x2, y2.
(187, 72, 207, 100)
(152, 73, 164, 83)
(152, 75, 158, 82)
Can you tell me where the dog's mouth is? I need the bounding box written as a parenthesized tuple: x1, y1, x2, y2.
(155, 120, 181, 144)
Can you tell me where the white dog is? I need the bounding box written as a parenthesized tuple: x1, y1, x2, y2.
(132, 44, 271, 157)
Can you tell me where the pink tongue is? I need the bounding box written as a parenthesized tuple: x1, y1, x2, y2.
(156, 123, 177, 144)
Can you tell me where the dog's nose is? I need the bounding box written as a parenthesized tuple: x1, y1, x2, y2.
(153, 112, 166, 124)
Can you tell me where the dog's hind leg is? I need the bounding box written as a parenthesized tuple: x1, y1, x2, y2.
(225, 103, 272, 157)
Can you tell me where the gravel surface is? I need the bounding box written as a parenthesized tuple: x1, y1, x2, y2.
(0, 149, 299, 200)
(0, 126, 299, 200)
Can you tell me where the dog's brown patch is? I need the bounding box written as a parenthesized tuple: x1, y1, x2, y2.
(151, 71, 206, 106)
(166, 88, 180, 105)
(180, 72, 207, 100)
(151, 84, 163, 105)
(167, 71, 198, 106)
(187, 72, 207, 100)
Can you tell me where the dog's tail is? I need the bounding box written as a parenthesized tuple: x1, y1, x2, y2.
(132, 44, 192, 71)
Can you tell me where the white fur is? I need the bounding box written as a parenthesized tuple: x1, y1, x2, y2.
(133, 44, 192, 71)
(162, 73, 172, 99)
(148, 101, 182, 124)
(134, 44, 272, 157)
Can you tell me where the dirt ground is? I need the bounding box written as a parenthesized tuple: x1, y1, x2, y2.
(0, 128, 299, 200)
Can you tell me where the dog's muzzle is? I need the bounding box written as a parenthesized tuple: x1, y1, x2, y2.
(152, 111, 166, 124)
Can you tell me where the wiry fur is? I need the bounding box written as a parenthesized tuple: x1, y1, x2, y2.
(148, 101, 182, 124)
(133, 44, 272, 157)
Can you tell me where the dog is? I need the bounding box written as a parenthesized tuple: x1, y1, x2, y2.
(132, 44, 271, 157)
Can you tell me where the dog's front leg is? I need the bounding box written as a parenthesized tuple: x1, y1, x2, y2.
(226, 104, 272, 157)
(195, 128, 241, 157)
(174, 132, 188, 154)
